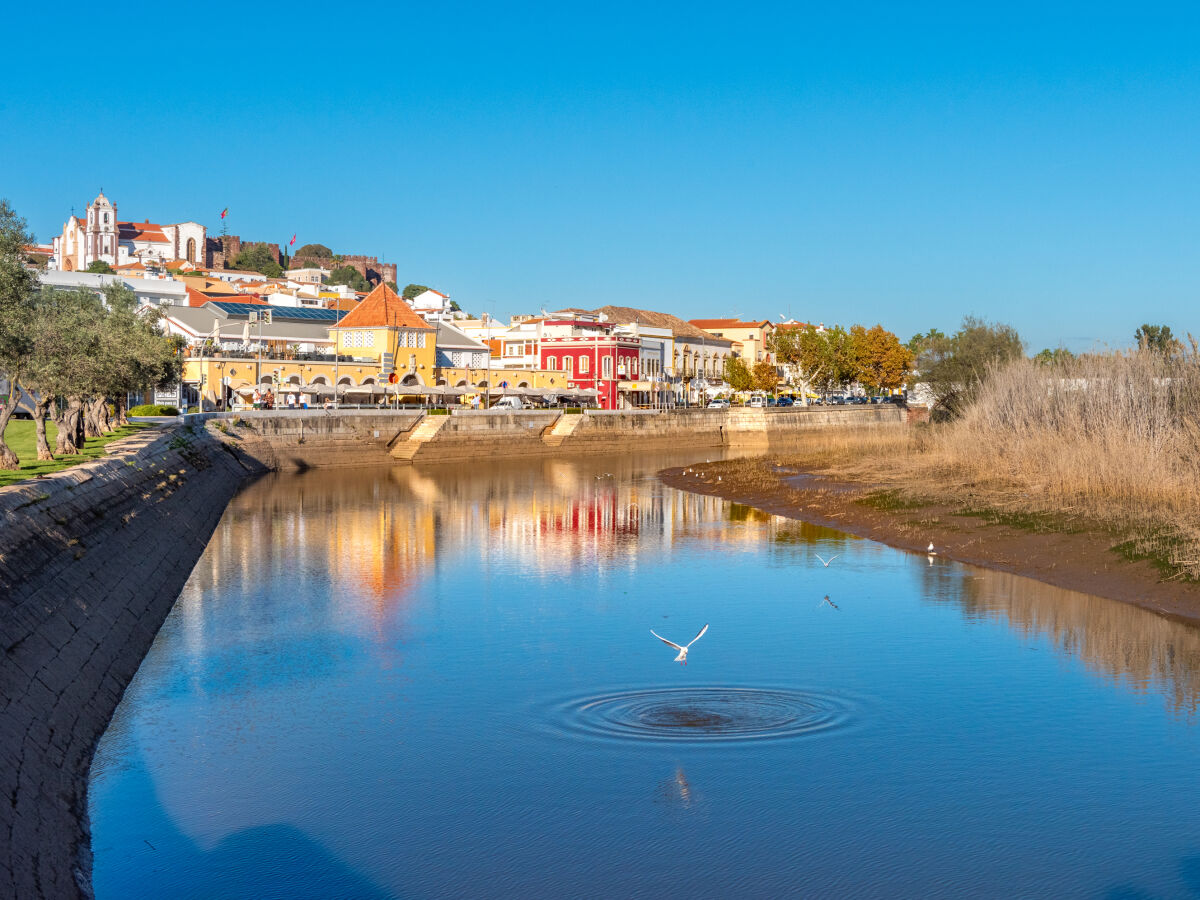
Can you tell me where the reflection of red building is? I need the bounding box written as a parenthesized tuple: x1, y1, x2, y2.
(538, 316, 640, 409)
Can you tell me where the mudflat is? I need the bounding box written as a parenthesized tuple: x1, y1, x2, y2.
(661, 461, 1200, 624)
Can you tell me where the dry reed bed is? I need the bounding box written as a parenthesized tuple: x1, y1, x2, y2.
(726, 353, 1200, 578)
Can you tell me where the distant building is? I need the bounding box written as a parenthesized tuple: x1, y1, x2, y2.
(39, 270, 187, 308)
(52, 191, 207, 271)
(584, 306, 734, 403)
(434, 321, 490, 369)
(688, 318, 775, 364)
(409, 288, 460, 322)
(289, 253, 396, 288)
(329, 283, 437, 384)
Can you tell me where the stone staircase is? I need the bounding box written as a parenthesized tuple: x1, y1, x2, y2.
(541, 413, 583, 448)
(390, 414, 450, 461)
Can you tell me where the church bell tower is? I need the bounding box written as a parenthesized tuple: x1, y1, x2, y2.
(86, 190, 118, 266)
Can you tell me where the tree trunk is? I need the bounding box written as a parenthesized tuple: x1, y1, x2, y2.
(114, 394, 129, 426)
(0, 408, 17, 469)
(57, 397, 83, 455)
(73, 398, 86, 451)
(0, 378, 21, 470)
(33, 395, 54, 461)
(91, 397, 111, 434)
(83, 397, 102, 438)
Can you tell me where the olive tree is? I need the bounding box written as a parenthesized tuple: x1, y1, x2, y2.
(0, 200, 37, 469)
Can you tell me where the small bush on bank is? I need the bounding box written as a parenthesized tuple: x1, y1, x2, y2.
(128, 404, 180, 416)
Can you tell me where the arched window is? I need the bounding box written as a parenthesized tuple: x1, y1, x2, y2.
(546, 356, 556, 370)
(565, 356, 573, 373)
(579, 355, 589, 374)
(602, 356, 612, 378)
(186, 238, 196, 262)
(103, 213, 109, 224)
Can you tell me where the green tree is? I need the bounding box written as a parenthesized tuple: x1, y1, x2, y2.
(770, 325, 832, 403)
(1134, 323, 1179, 355)
(24, 289, 103, 456)
(402, 283, 431, 300)
(328, 265, 371, 293)
(851, 324, 912, 392)
(385, 280, 399, 292)
(294, 243, 332, 262)
(723, 356, 754, 391)
(816, 325, 858, 393)
(752, 360, 779, 393)
(1033, 346, 1076, 366)
(86, 259, 115, 274)
(232, 243, 282, 277)
(918, 316, 1024, 417)
(0, 199, 37, 469)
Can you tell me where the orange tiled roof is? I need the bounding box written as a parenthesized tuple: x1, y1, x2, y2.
(118, 221, 169, 243)
(688, 318, 772, 329)
(331, 283, 433, 330)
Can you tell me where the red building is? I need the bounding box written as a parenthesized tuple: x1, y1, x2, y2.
(537, 316, 640, 409)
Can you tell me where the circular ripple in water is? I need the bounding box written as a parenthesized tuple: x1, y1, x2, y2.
(545, 687, 855, 744)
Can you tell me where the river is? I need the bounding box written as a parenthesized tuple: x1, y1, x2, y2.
(89, 453, 1200, 898)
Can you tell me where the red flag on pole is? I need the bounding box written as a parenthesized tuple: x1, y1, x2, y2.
(220, 207, 228, 219)
(290, 234, 296, 245)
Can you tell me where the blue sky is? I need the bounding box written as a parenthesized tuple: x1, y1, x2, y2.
(4, 2, 1199, 351)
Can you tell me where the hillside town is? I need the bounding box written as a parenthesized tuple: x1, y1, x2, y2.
(14, 191, 917, 413)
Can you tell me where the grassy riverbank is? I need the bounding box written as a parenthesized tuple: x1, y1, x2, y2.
(714, 352, 1200, 581)
(0, 420, 149, 488)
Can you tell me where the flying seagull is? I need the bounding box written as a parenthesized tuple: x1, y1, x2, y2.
(815, 554, 839, 567)
(651, 623, 709, 665)
(818, 595, 839, 610)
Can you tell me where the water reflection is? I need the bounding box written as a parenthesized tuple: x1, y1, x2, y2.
(90, 452, 1200, 899)
(923, 564, 1200, 718)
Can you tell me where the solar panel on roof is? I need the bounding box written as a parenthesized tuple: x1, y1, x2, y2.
(207, 302, 345, 322)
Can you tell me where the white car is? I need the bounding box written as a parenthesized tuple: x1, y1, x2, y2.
(707, 399, 730, 409)
(749, 396, 767, 408)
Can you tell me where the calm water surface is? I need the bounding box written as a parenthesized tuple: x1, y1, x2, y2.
(90, 454, 1200, 898)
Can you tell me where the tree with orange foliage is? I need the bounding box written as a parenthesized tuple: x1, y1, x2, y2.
(850, 324, 912, 393)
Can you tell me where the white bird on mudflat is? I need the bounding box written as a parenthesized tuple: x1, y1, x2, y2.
(927, 542, 937, 555)
(651, 623, 709, 665)
(815, 554, 839, 567)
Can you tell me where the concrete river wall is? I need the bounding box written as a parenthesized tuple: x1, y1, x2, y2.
(196, 403, 903, 468)
(0, 403, 900, 898)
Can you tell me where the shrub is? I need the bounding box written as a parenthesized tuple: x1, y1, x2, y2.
(128, 404, 180, 416)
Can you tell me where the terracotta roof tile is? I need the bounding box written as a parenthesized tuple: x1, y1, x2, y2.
(589, 306, 734, 344)
(331, 283, 433, 330)
(688, 318, 772, 329)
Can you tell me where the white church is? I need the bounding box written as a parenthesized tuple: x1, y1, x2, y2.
(51, 191, 207, 272)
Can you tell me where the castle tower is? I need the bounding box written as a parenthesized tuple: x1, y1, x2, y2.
(85, 190, 118, 266)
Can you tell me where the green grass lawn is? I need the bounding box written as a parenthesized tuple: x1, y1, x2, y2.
(0, 420, 150, 488)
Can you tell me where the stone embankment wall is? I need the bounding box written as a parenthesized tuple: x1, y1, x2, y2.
(195, 405, 905, 468)
(564, 405, 901, 453)
(188, 409, 420, 469)
(0, 426, 264, 900)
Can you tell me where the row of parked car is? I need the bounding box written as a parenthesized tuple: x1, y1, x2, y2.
(706, 394, 905, 409)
